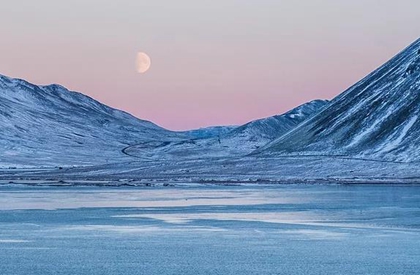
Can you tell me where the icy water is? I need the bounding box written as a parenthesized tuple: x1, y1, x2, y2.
(0, 185, 419, 275)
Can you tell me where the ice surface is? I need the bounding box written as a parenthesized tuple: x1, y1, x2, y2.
(0, 185, 419, 275)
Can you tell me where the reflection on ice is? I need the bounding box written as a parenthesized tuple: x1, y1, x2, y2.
(63, 224, 228, 233)
(0, 239, 31, 243)
(281, 229, 349, 240)
(0, 187, 306, 210)
(113, 212, 319, 225)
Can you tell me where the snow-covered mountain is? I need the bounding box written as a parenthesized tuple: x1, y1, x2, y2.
(123, 100, 328, 159)
(220, 100, 329, 151)
(261, 38, 420, 162)
(0, 73, 327, 166)
(0, 73, 328, 167)
(0, 75, 181, 167)
(184, 125, 237, 139)
(183, 100, 329, 142)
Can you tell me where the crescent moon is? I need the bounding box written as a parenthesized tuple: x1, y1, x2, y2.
(136, 52, 151, 73)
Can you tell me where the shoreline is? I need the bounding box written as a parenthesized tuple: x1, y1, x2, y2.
(2, 178, 420, 187)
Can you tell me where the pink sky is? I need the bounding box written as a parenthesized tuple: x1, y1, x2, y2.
(0, 1, 419, 130)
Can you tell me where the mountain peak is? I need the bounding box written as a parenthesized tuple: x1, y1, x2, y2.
(0, 73, 173, 167)
(260, 38, 420, 162)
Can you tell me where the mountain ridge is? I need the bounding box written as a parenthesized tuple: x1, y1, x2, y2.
(260, 38, 420, 162)
(121, 99, 329, 160)
(0, 73, 328, 166)
(0, 74, 182, 167)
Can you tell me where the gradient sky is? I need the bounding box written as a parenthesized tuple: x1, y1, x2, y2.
(0, 1, 419, 130)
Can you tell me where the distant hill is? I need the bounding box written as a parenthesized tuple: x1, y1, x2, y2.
(184, 125, 237, 139)
(219, 100, 329, 151)
(123, 100, 329, 159)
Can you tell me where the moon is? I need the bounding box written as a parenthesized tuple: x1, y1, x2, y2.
(136, 52, 151, 73)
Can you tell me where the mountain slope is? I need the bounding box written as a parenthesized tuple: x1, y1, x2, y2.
(0, 73, 328, 166)
(0, 75, 181, 167)
(123, 100, 329, 159)
(181, 99, 329, 143)
(261, 38, 420, 162)
(220, 99, 329, 150)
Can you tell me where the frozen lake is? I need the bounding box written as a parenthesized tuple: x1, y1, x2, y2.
(1, 184, 419, 274)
